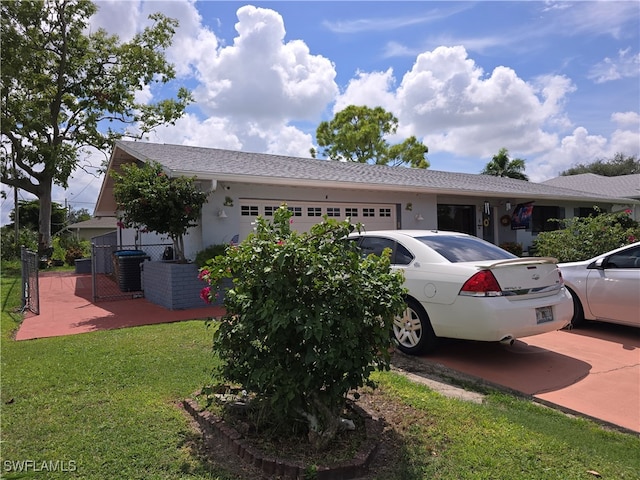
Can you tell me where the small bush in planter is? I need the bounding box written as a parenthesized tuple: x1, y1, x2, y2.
(195, 244, 229, 268)
(499, 242, 523, 256)
(199, 205, 406, 451)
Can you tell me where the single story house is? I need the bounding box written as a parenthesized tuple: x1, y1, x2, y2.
(542, 173, 640, 221)
(94, 140, 639, 261)
(65, 216, 118, 241)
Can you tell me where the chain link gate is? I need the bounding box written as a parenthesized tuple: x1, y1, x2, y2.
(20, 246, 39, 315)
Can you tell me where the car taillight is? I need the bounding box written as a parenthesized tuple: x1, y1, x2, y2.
(460, 270, 502, 297)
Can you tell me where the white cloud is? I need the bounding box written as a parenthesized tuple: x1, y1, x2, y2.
(612, 111, 640, 127)
(335, 45, 573, 160)
(588, 48, 640, 83)
(527, 125, 640, 182)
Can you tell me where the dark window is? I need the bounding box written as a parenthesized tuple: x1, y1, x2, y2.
(241, 205, 259, 216)
(287, 206, 302, 216)
(356, 237, 414, 265)
(346, 207, 358, 217)
(437, 204, 474, 235)
(379, 208, 391, 217)
(363, 208, 375, 217)
(308, 207, 322, 217)
(606, 246, 640, 269)
(532, 206, 563, 233)
(327, 207, 341, 217)
(264, 206, 278, 216)
(417, 235, 516, 263)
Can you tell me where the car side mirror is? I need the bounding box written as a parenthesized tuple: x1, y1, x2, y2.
(587, 258, 605, 270)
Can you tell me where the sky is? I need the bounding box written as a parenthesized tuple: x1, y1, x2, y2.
(2, 0, 639, 224)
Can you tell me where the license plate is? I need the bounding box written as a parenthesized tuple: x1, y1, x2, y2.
(536, 306, 554, 324)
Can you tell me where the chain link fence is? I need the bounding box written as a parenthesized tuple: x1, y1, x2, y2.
(20, 246, 39, 314)
(91, 242, 173, 302)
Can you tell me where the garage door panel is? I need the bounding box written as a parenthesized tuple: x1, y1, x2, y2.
(239, 200, 396, 239)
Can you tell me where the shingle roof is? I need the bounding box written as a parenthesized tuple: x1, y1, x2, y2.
(114, 140, 636, 203)
(542, 173, 640, 200)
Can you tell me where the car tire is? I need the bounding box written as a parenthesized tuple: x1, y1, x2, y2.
(393, 298, 438, 355)
(568, 288, 585, 327)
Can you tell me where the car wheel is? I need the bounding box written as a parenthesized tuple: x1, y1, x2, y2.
(568, 289, 585, 328)
(393, 298, 438, 355)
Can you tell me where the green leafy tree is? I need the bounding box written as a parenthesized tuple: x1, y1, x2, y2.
(533, 208, 639, 262)
(199, 205, 406, 450)
(481, 148, 529, 181)
(8, 199, 68, 236)
(111, 161, 208, 262)
(560, 153, 640, 176)
(310, 105, 429, 168)
(1, 0, 192, 254)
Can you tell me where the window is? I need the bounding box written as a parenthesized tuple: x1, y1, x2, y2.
(532, 206, 563, 233)
(363, 208, 375, 217)
(355, 237, 414, 265)
(437, 205, 474, 235)
(241, 205, 259, 216)
(417, 235, 516, 263)
(358, 237, 395, 257)
(287, 206, 302, 216)
(345, 207, 358, 217)
(327, 207, 341, 217)
(264, 206, 279, 216)
(379, 208, 391, 217)
(308, 207, 322, 217)
(606, 246, 640, 269)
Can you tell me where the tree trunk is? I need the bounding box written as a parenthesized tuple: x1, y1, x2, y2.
(38, 179, 53, 256)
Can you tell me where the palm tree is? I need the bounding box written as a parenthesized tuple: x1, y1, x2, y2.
(481, 148, 529, 181)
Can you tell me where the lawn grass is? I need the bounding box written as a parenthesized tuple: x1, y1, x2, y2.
(1, 262, 639, 479)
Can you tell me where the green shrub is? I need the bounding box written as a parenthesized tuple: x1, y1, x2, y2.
(533, 208, 639, 262)
(0, 226, 38, 260)
(199, 205, 406, 450)
(194, 244, 228, 267)
(499, 242, 523, 256)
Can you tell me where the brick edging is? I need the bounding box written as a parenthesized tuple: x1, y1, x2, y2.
(182, 397, 382, 479)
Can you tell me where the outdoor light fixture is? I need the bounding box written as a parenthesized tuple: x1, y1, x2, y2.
(415, 213, 424, 221)
(506, 201, 512, 211)
(217, 209, 227, 218)
(484, 201, 490, 215)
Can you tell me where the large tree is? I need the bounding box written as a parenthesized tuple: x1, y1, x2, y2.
(1, 0, 192, 253)
(481, 148, 529, 181)
(310, 105, 429, 168)
(560, 153, 639, 177)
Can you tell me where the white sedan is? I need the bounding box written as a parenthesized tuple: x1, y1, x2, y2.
(349, 230, 573, 355)
(558, 242, 640, 328)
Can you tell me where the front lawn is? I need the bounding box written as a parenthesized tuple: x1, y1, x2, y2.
(1, 262, 638, 479)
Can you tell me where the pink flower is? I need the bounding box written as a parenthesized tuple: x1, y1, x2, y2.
(629, 235, 637, 243)
(198, 269, 209, 281)
(117, 220, 125, 229)
(200, 286, 211, 304)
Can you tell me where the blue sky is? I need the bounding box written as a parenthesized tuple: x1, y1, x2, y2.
(2, 1, 639, 223)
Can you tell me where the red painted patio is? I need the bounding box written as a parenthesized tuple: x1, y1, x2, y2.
(16, 271, 224, 341)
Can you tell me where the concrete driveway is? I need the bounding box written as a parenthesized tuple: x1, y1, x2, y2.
(395, 322, 640, 434)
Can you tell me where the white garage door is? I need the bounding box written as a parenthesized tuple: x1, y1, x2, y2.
(239, 200, 397, 239)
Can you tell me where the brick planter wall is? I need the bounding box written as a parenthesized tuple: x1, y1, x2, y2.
(142, 261, 209, 310)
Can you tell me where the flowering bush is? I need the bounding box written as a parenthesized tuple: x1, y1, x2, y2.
(111, 161, 209, 261)
(199, 205, 406, 450)
(533, 208, 640, 262)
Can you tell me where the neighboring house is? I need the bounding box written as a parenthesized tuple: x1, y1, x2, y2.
(94, 140, 639, 260)
(65, 217, 118, 241)
(542, 173, 640, 221)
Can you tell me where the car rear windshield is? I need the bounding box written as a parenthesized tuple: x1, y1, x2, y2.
(416, 235, 517, 263)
